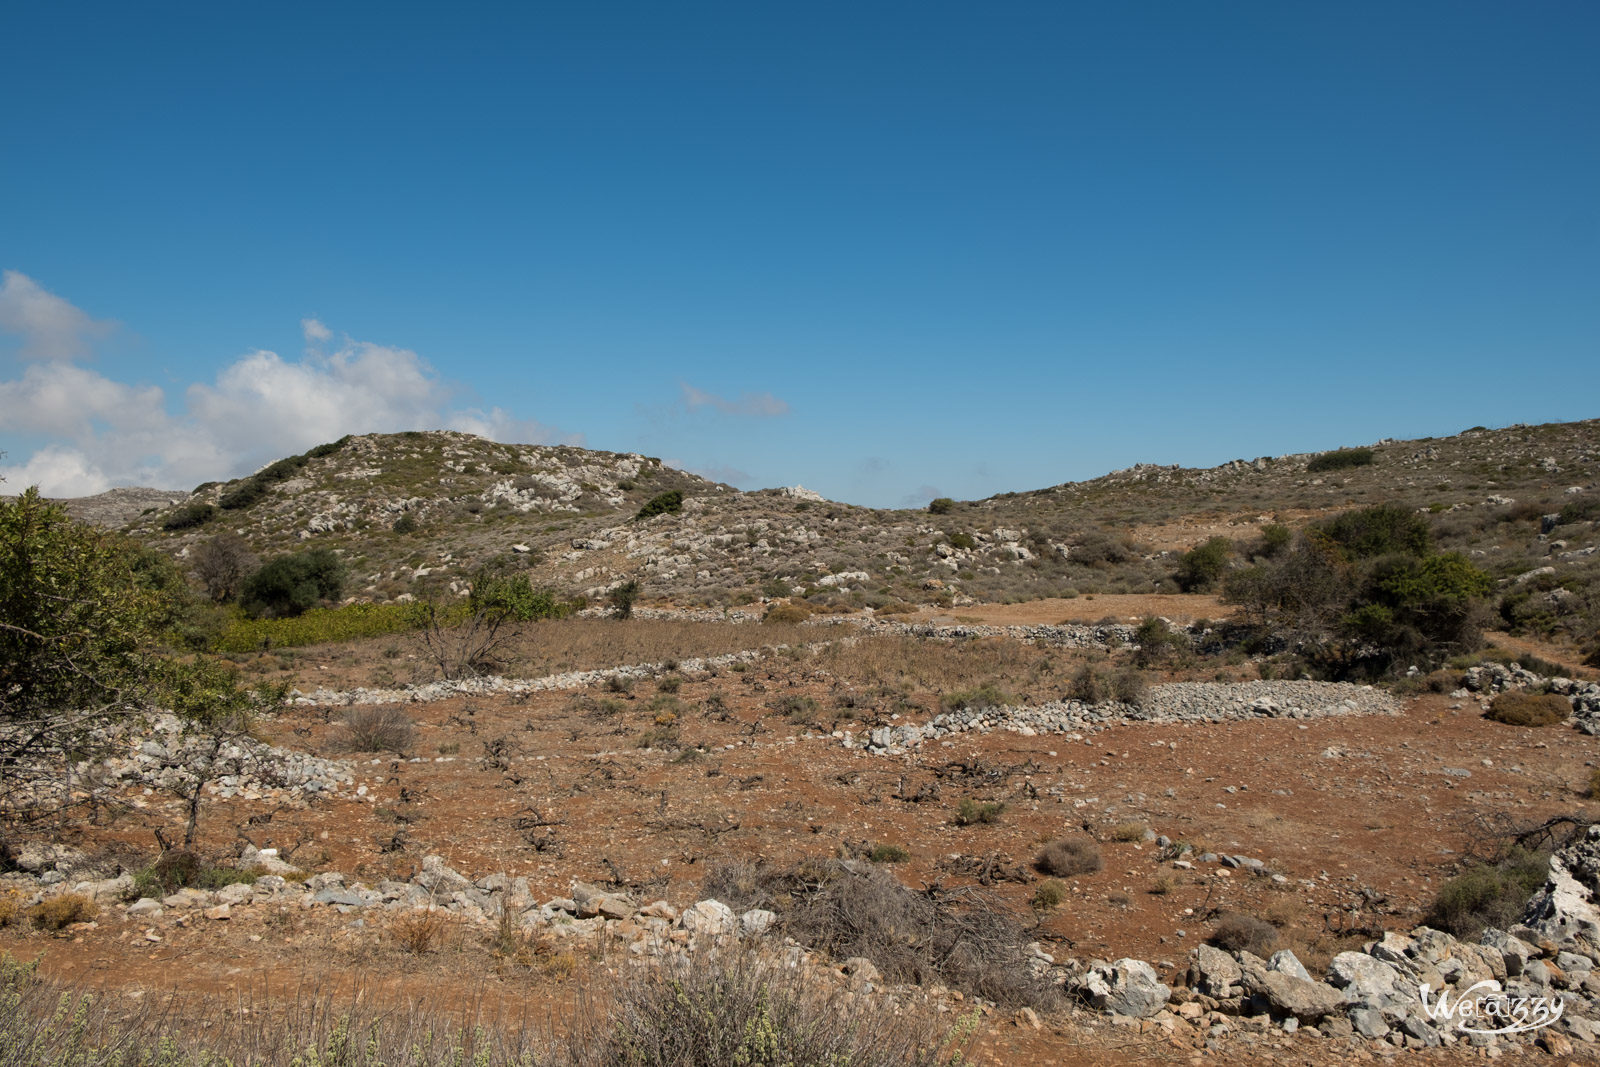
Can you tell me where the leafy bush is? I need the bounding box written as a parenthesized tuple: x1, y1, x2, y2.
(1485, 690, 1569, 727)
(1306, 447, 1375, 472)
(1133, 616, 1189, 667)
(1557, 497, 1600, 526)
(1209, 913, 1277, 955)
(134, 850, 260, 898)
(217, 479, 269, 510)
(946, 531, 976, 550)
(1316, 503, 1430, 560)
(868, 844, 910, 863)
(468, 570, 571, 622)
(1034, 838, 1101, 877)
(391, 512, 418, 534)
(609, 579, 641, 620)
(1256, 523, 1292, 559)
(161, 502, 215, 531)
(1032, 880, 1065, 910)
(1426, 849, 1548, 938)
(239, 549, 345, 618)
(1174, 536, 1231, 592)
(635, 490, 684, 521)
(338, 707, 416, 753)
(28, 893, 97, 930)
(927, 497, 955, 515)
(954, 798, 1005, 826)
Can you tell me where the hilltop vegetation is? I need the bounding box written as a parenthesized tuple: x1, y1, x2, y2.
(61, 417, 1598, 670)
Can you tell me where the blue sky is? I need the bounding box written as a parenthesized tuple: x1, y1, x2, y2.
(2, 2, 1597, 506)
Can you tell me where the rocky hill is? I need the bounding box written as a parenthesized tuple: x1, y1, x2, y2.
(93, 420, 1600, 631)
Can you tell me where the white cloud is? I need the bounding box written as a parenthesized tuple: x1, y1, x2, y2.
(680, 382, 790, 417)
(0, 271, 114, 360)
(0, 302, 578, 496)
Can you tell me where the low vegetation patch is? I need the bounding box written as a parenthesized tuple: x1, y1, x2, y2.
(28, 893, 97, 931)
(1426, 848, 1549, 938)
(1485, 690, 1570, 727)
(1209, 912, 1277, 956)
(1034, 838, 1101, 877)
(1306, 447, 1375, 472)
(954, 797, 1005, 826)
(337, 706, 417, 753)
(702, 858, 1056, 1009)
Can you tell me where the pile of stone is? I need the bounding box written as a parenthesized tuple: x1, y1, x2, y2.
(94, 713, 357, 802)
(841, 680, 1398, 754)
(14, 829, 1600, 1054)
(292, 646, 779, 708)
(1070, 827, 1600, 1054)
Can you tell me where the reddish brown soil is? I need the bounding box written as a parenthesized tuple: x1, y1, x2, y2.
(9, 613, 1600, 1064)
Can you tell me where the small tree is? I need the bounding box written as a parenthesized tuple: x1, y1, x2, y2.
(1173, 537, 1231, 592)
(927, 497, 955, 515)
(609, 580, 640, 620)
(0, 489, 262, 831)
(189, 532, 257, 602)
(239, 548, 345, 618)
(635, 490, 684, 521)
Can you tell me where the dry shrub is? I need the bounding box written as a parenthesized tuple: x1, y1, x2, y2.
(0, 890, 20, 927)
(1111, 821, 1149, 842)
(1587, 768, 1600, 800)
(29, 893, 97, 931)
(1485, 690, 1570, 727)
(390, 908, 447, 954)
(764, 602, 813, 625)
(564, 947, 964, 1067)
(702, 858, 1056, 1009)
(1035, 838, 1102, 877)
(1210, 912, 1277, 956)
(338, 706, 417, 752)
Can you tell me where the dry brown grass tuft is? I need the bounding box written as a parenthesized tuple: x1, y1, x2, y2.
(1034, 838, 1102, 877)
(389, 907, 448, 954)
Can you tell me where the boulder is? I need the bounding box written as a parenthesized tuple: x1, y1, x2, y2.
(1327, 951, 1407, 1010)
(126, 898, 164, 919)
(1072, 959, 1172, 1019)
(1523, 855, 1600, 944)
(1252, 971, 1345, 1022)
(740, 908, 777, 936)
(680, 899, 738, 939)
(1190, 944, 1242, 998)
(1268, 949, 1313, 982)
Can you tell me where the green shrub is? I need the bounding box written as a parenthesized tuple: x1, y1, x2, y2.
(303, 435, 351, 459)
(1174, 537, 1231, 592)
(1315, 504, 1430, 560)
(1257, 523, 1292, 559)
(391, 512, 418, 534)
(1306, 447, 1375, 472)
(954, 798, 1005, 826)
(1485, 690, 1569, 727)
(468, 570, 571, 622)
(946, 531, 976, 551)
(868, 844, 910, 864)
(161, 502, 215, 531)
(927, 497, 955, 515)
(1426, 849, 1549, 938)
(1032, 880, 1065, 911)
(635, 490, 684, 521)
(1034, 838, 1101, 877)
(1557, 497, 1600, 526)
(217, 478, 268, 510)
(609, 579, 641, 620)
(239, 549, 345, 618)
